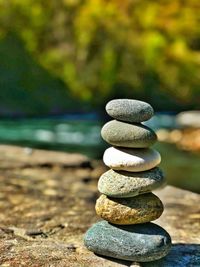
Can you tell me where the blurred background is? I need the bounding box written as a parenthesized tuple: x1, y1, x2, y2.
(0, 0, 200, 193)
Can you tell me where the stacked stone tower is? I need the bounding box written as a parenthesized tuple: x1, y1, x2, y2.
(84, 99, 171, 262)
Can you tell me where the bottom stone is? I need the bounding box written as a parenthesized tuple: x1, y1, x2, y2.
(84, 220, 171, 262)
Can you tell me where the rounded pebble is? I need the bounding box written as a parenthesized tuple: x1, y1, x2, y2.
(103, 147, 161, 172)
(95, 193, 164, 224)
(98, 167, 166, 198)
(84, 220, 171, 262)
(101, 120, 157, 148)
(106, 99, 154, 123)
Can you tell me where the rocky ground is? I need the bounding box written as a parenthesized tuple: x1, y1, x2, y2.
(0, 145, 199, 267)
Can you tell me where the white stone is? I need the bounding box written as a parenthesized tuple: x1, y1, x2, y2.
(103, 147, 161, 172)
(176, 111, 200, 128)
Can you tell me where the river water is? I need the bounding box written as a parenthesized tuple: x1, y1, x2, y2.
(0, 116, 199, 193)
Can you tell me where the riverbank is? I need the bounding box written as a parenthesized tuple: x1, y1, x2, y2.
(0, 117, 200, 193)
(0, 145, 199, 266)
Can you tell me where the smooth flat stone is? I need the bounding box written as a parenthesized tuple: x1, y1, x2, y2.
(106, 99, 154, 123)
(95, 193, 163, 225)
(101, 120, 157, 148)
(84, 220, 171, 262)
(98, 167, 166, 198)
(103, 147, 161, 172)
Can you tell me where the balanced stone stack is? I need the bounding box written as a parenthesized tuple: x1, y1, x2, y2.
(84, 99, 172, 262)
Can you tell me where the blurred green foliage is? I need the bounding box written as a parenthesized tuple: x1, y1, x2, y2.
(0, 0, 200, 109)
(0, 34, 86, 116)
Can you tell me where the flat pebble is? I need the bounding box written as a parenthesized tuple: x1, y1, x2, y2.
(84, 220, 171, 262)
(106, 99, 154, 122)
(98, 167, 166, 198)
(95, 193, 163, 224)
(103, 147, 161, 172)
(101, 120, 157, 148)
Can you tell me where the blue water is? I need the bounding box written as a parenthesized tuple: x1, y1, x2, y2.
(0, 113, 177, 156)
(0, 114, 199, 193)
(0, 118, 105, 157)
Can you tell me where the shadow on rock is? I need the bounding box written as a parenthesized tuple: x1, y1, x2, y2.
(95, 243, 200, 267)
(141, 243, 200, 267)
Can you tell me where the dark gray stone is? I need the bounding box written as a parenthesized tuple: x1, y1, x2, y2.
(106, 99, 154, 123)
(84, 220, 172, 262)
(98, 167, 166, 198)
(101, 120, 157, 148)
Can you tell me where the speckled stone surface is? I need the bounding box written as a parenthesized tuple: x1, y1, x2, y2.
(84, 220, 171, 262)
(103, 147, 161, 172)
(95, 193, 163, 224)
(98, 168, 166, 198)
(101, 120, 157, 148)
(106, 99, 154, 123)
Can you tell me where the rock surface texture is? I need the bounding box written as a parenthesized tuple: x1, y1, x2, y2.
(85, 99, 174, 263)
(0, 145, 199, 266)
(106, 99, 154, 123)
(103, 147, 161, 172)
(95, 194, 164, 224)
(84, 221, 171, 262)
(98, 168, 166, 198)
(101, 120, 157, 148)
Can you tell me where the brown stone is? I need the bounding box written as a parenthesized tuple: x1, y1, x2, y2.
(95, 193, 163, 224)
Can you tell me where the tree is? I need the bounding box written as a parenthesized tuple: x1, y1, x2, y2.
(0, 0, 200, 109)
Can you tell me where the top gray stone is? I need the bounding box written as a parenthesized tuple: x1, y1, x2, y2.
(106, 99, 154, 123)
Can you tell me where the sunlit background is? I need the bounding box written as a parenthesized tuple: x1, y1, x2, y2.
(0, 0, 200, 193)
